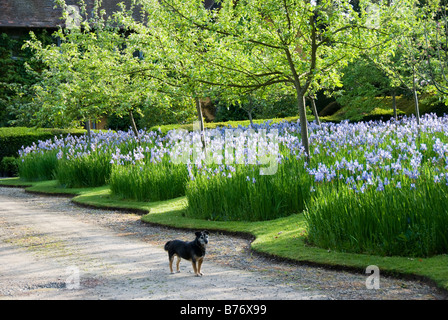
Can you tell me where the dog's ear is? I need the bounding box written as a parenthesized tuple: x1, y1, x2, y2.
(203, 230, 209, 235)
(195, 232, 202, 238)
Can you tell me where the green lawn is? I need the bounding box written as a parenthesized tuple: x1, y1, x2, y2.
(1, 177, 447, 293)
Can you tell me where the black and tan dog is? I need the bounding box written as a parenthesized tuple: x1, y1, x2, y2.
(164, 231, 209, 276)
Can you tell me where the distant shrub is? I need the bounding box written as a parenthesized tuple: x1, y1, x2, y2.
(0, 156, 18, 177)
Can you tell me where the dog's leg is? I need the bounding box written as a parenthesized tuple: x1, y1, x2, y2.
(176, 256, 181, 273)
(197, 257, 204, 276)
(191, 260, 200, 276)
(169, 255, 175, 274)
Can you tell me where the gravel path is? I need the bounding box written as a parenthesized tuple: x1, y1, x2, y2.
(0, 186, 446, 300)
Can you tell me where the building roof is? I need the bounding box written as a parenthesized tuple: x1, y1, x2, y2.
(0, 0, 139, 28)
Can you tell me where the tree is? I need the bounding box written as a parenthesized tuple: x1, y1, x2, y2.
(335, 56, 398, 120)
(371, 1, 439, 125)
(0, 31, 54, 127)
(23, 0, 195, 137)
(24, 1, 126, 133)
(150, 0, 407, 158)
(423, 0, 448, 103)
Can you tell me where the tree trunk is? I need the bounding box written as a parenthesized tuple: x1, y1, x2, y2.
(195, 97, 206, 149)
(412, 68, 420, 126)
(86, 118, 92, 150)
(296, 90, 310, 160)
(392, 90, 397, 121)
(247, 110, 253, 126)
(129, 109, 139, 140)
(413, 88, 420, 126)
(284, 42, 311, 159)
(309, 96, 321, 126)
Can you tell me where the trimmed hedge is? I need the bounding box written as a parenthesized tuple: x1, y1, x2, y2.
(0, 156, 18, 177)
(0, 127, 86, 160)
(149, 116, 301, 135)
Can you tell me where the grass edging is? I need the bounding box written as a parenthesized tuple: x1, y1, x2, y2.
(1, 177, 447, 294)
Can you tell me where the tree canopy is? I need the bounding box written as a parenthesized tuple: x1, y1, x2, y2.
(15, 0, 448, 154)
(134, 0, 416, 156)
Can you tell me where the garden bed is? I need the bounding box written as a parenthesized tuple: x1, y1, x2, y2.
(6, 114, 448, 290)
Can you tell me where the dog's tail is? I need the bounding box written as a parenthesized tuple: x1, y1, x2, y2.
(164, 241, 171, 251)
